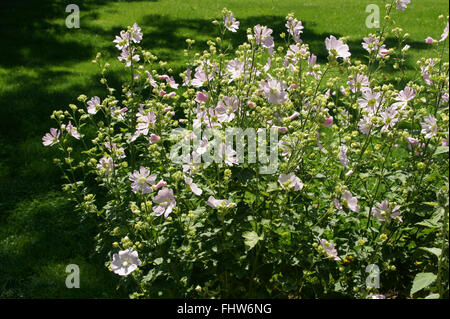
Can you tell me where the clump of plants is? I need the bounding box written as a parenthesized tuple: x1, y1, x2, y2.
(43, 2, 449, 298)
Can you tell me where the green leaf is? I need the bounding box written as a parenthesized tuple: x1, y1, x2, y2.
(433, 146, 449, 156)
(420, 247, 442, 258)
(410, 272, 437, 295)
(243, 231, 264, 250)
(424, 293, 440, 299)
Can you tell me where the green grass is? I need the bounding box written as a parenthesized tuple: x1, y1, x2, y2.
(0, 0, 448, 298)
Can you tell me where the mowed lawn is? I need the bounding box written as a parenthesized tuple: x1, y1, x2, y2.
(0, 0, 448, 298)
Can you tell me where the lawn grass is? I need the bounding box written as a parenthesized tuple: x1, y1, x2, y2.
(0, 0, 448, 298)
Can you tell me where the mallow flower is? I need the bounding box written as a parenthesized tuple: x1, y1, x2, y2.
(129, 166, 157, 194)
(342, 190, 360, 212)
(42, 128, 60, 146)
(111, 249, 142, 276)
(153, 188, 176, 218)
(319, 239, 341, 261)
(278, 173, 304, 191)
(372, 200, 402, 222)
(224, 12, 239, 32)
(325, 35, 351, 59)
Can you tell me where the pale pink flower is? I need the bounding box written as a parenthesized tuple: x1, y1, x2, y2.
(130, 23, 143, 43)
(319, 239, 341, 261)
(283, 44, 300, 71)
(380, 106, 400, 132)
(113, 30, 130, 50)
(392, 86, 416, 110)
(42, 128, 60, 146)
(372, 200, 402, 222)
(185, 177, 202, 196)
(207, 196, 234, 209)
(87, 96, 101, 114)
(131, 109, 156, 141)
(97, 156, 115, 175)
(342, 190, 360, 212)
(421, 115, 438, 138)
(369, 294, 386, 299)
(440, 22, 449, 42)
(224, 12, 240, 32)
(160, 74, 179, 89)
(348, 74, 370, 93)
(325, 35, 351, 59)
(359, 115, 373, 135)
(65, 121, 80, 139)
(111, 249, 141, 276)
(253, 24, 275, 55)
(396, 0, 411, 11)
(285, 17, 304, 43)
(129, 166, 157, 194)
(216, 96, 239, 123)
(358, 88, 382, 114)
(118, 47, 140, 67)
(153, 188, 176, 218)
(339, 145, 349, 168)
(105, 142, 126, 159)
(278, 173, 304, 191)
(259, 76, 289, 104)
(226, 59, 244, 82)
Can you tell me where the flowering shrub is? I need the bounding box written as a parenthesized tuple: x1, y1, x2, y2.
(44, 3, 449, 298)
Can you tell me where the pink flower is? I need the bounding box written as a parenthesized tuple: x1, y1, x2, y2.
(105, 142, 126, 159)
(372, 200, 402, 222)
(185, 177, 202, 196)
(259, 76, 289, 104)
(153, 188, 176, 218)
(380, 106, 400, 132)
(253, 24, 274, 55)
(97, 156, 115, 175)
(216, 96, 239, 123)
(440, 22, 449, 42)
(358, 88, 382, 114)
(226, 59, 244, 82)
(425, 36, 435, 44)
(207, 196, 234, 209)
(421, 115, 438, 138)
(339, 145, 349, 168)
(224, 12, 239, 32)
(392, 86, 416, 110)
(285, 17, 304, 43)
(113, 30, 130, 50)
(111, 249, 141, 276)
(131, 109, 156, 141)
(278, 173, 304, 191)
(195, 91, 208, 103)
(42, 128, 60, 146)
(319, 239, 341, 261)
(347, 74, 370, 93)
(65, 121, 80, 139)
(323, 117, 333, 127)
(396, 0, 411, 11)
(159, 74, 179, 89)
(342, 190, 360, 212)
(130, 23, 143, 43)
(325, 35, 351, 59)
(149, 134, 160, 144)
(87, 96, 101, 114)
(129, 166, 157, 194)
(118, 47, 140, 67)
